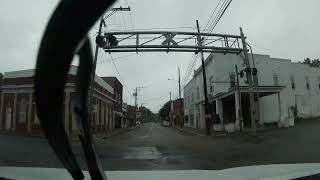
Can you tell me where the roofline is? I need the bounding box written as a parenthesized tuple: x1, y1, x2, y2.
(3, 66, 114, 94)
(101, 76, 123, 87)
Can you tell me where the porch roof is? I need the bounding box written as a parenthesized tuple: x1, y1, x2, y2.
(210, 85, 285, 101)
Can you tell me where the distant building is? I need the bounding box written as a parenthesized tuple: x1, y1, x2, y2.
(127, 105, 136, 126)
(184, 53, 320, 131)
(101, 77, 124, 128)
(171, 98, 184, 126)
(0, 66, 115, 135)
(122, 103, 128, 128)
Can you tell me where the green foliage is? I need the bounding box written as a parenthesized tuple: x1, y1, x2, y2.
(301, 58, 320, 68)
(158, 101, 171, 120)
(0, 73, 3, 86)
(139, 106, 156, 122)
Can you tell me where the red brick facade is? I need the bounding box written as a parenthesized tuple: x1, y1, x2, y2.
(172, 98, 184, 126)
(127, 105, 136, 126)
(0, 69, 115, 136)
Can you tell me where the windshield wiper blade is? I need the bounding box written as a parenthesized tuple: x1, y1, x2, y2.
(34, 0, 116, 179)
(75, 38, 107, 180)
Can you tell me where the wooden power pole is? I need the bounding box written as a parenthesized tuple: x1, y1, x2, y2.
(196, 20, 211, 135)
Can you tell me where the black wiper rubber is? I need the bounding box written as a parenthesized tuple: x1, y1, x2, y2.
(75, 38, 107, 180)
(34, 0, 115, 179)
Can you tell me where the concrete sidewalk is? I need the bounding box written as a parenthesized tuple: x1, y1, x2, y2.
(173, 126, 229, 137)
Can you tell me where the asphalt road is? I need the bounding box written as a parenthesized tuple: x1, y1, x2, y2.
(1, 121, 320, 170)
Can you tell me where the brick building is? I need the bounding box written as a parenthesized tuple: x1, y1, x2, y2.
(172, 98, 184, 126)
(101, 77, 124, 128)
(0, 66, 115, 135)
(127, 105, 136, 126)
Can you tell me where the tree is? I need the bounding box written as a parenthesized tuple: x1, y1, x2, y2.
(138, 106, 156, 122)
(158, 101, 171, 120)
(301, 58, 320, 68)
(0, 73, 3, 86)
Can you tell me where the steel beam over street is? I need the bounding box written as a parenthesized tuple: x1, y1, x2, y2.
(102, 31, 244, 54)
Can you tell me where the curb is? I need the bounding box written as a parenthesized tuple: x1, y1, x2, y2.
(173, 126, 235, 137)
(173, 126, 205, 136)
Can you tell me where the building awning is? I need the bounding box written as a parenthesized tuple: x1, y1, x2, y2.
(209, 85, 285, 101)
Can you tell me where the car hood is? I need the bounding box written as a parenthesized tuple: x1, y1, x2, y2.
(1, 163, 320, 180)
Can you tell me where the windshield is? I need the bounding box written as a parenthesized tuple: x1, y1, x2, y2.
(1, 0, 320, 179)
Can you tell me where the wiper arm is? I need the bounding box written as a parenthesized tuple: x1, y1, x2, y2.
(75, 38, 107, 180)
(34, 0, 115, 179)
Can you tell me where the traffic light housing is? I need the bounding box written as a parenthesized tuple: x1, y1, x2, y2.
(95, 35, 106, 48)
(106, 34, 118, 46)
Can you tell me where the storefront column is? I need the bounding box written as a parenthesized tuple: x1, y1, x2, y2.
(106, 105, 109, 130)
(277, 93, 282, 127)
(215, 98, 224, 131)
(234, 92, 241, 131)
(96, 99, 100, 130)
(101, 102, 104, 131)
(12, 93, 17, 130)
(0, 93, 4, 130)
(64, 92, 70, 135)
(27, 93, 32, 132)
(215, 99, 224, 124)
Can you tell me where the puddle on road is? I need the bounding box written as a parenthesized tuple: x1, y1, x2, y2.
(122, 146, 162, 160)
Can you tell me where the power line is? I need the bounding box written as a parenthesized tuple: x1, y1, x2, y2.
(125, 0, 134, 30)
(211, 0, 232, 31)
(181, 0, 228, 94)
(206, 0, 229, 34)
(121, 10, 127, 30)
(203, 0, 223, 32)
(204, 0, 233, 43)
(182, 54, 199, 86)
(109, 54, 132, 96)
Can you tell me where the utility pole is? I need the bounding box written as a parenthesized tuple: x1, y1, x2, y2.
(178, 67, 183, 128)
(133, 86, 144, 125)
(239, 27, 256, 135)
(169, 91, 172, 126)
(134, 87, 138, 109)
(89, 7, 131, 111)
(178, 67, 181, 99)
(196, 20, 211, 135)
(88, 17, 106, 111)
(235, 65, 243, 132)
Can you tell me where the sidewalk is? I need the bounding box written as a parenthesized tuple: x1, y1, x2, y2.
(173, 126, 229, 137)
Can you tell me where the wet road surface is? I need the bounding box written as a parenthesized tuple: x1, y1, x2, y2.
(1, 121, 320, 170)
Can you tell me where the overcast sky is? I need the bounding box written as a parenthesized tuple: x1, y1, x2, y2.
(1, 0, 319, 112)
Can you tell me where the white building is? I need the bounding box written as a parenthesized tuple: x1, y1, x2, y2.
(184, 53, 320, 130)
